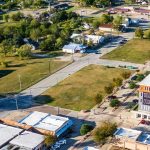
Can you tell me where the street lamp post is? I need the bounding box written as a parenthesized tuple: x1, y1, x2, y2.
(48, 60, 51, 74)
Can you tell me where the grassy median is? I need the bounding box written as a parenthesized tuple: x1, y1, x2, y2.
(101, 39, 150, 64)
(35, 65, 131, 111)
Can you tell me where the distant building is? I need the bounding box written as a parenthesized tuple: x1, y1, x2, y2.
(114, 127, 150, 150)
(63, 43, 87, 53)
(135, 74, 150, 120)
(71, 33, 105, 45)
(20, 111, 73, 137)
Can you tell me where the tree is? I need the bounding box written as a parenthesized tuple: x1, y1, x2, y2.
(11, 12, 24, 21)
(144, 29, 150, 39)
(17, 45, 32, 59)
(109, 99, 120, 107)
(0, 41, 9, 56)
(104, 83, 114, 94)
(95, 0, 110, 7)
(93, 121, 117, 144)
(113, 16, 123, 31)
(92, 20, 100, 29)
(94, 93, 103, 104)
(87, 39, 93, 47)
(3, 14, 9, 22)
(135, 27, 144, 39)
(30, 19, 40, 28)
(44, 135, 57, 146)
(55, 37, 65, 49)
(113, 77, 123, 87)
(30, 28, 41, 42)
(121, 71, 131, 79)
(100, 14, 113, 24)
(129, 81, 137, 89)
(80, 124, 94, 135)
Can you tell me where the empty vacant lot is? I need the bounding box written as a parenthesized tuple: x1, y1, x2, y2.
(36, 65, 131, 111)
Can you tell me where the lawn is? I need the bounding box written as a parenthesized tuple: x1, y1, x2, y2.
(101, 39, 150, 64)
(35, 65, 131, 111)
(0, 57, 70, 94)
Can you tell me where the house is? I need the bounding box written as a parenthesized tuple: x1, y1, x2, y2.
(63, 43, 87, 53)
(19, 111, 73, 137)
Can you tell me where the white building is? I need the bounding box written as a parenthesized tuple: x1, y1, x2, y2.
(0, 124, 23, 149)
(85, 35, 105, 44)
(71, 33, 105, 45)
(10, 131, 45, 150)
(63, 43, 87, 53)
(20, 111, 73, 137)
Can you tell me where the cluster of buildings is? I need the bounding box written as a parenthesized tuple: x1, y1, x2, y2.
(0, 111, 73, 150)
(113, 74, 150, 150)
(63, 34, 105, 53)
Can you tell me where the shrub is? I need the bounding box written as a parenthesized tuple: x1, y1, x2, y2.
(121, 71, 131, 79)
(104, 83, 114, 94)
(136, 74, 145, 81)
(109, 99, 120, 107)
(94, 93, 103, 104)
(80, 124, 94, 135)
(129, 81, 137, 89)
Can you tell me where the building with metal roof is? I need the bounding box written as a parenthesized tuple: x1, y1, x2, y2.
(20, 111, 73, 137)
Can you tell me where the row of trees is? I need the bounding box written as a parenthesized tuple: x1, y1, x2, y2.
(0, 10, 80, 58)
(0, 0, 47, 10)
(94, 71, 131, 105)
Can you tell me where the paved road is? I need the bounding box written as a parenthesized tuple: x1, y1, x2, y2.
(0, 32, 143, 111)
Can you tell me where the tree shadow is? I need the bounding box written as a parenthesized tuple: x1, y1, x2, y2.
(0, 70, 15, 78)
(34, 95, 55, 104)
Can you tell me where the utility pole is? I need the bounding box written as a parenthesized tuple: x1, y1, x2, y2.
(15, 95, 18, 110)
(18, 74, 22, 91)
(48, 60, 51, 74)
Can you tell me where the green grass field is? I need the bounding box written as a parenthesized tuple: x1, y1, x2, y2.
(0, 57, 70, 94)
(101, 39, 150, 64)
(35, 65, 131, 111)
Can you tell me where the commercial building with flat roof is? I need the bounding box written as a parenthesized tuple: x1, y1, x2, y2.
(10, 131, 45, 150)
(135, 74, 150, 120)
(114, 127, 150, 150)
(0, 124, 23, 149)
(20, 111, 73, 137)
